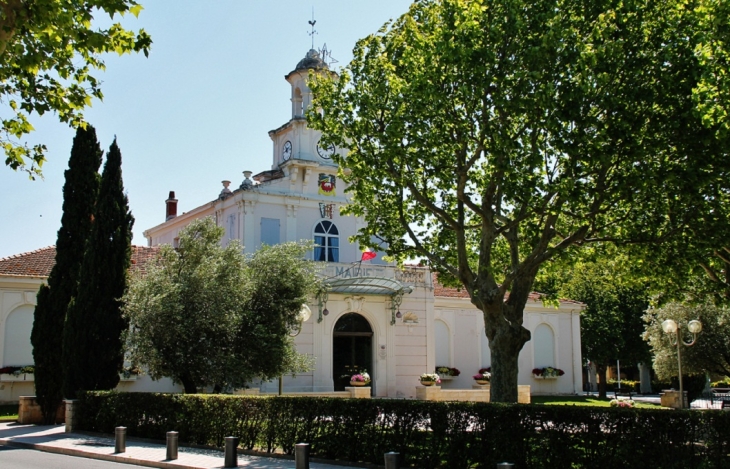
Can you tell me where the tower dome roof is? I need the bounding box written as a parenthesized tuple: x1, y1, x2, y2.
(295, 49, 329, 72)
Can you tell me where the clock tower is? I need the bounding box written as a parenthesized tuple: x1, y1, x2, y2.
(268, 49, 339, 177)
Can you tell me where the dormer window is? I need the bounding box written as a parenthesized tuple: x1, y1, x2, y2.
(314, 220, 339, 262)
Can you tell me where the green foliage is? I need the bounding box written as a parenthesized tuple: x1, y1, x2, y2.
(643, 302, 730, 381)
(538, 248, 652, 397)
(711, 377, 730, 388)
(63, 138, 133, 399)
(0, 0, 151, 177)
(79, 391, 730, 468)
(122, 218, 321, 393)
(310, 0, 729, 402)
(0, 404, 18, 419)
(31, 125, 101, 422)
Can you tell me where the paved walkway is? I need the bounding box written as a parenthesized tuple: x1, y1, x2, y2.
(0, 422, 353, 469)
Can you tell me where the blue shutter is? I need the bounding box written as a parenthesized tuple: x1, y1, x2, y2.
(260, 218, 280, 246)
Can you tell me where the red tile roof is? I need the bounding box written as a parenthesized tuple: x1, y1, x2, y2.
(432, 273, 583, 306)
(0, 246, 161, 278)
(0, 246, 56, 277)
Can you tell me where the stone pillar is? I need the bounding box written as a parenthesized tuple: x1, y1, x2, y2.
(415, 385, 441, 401)
(64, 399, 79, 432)
(660, 390, 687, 409)
(345, 386, 372, 398)
(517, 385, 531, 404)
(18, 396, 39, 424)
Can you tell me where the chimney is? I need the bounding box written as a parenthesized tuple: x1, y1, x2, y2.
(165, 191, 178, 221)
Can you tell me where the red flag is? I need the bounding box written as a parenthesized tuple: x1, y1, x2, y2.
(361, 249, 377, 261)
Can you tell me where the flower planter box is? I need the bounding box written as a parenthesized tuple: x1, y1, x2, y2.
(437, 374, 453, 381)
(119, 374, 139, 382)
(474, 379, 490, 385)
(1, 373, 33, 382)
(420, 380, 437, 386)
(533, 375, 559, 380)
(350, 381, 369, 387)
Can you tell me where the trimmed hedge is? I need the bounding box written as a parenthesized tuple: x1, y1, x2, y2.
(79, 392, 730, 468)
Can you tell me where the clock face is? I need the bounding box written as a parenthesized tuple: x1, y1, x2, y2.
(316, 140, 336, 159)
(282, 140, 292, 161)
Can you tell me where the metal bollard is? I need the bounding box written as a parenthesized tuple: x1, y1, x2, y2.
(114, 426, 126, 453)
(497, 463, 515, 468)
(224, 436, 239, 468)
(384, 451, 400, 469)
(295, 443, 310, 469)
(166, 431, 178, 460)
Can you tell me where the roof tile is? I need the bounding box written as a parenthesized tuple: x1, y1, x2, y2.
(432, 273, 583, 306)
(0, 246, 160, 278)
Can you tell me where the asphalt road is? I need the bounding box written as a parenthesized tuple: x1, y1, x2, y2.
(0, 445, 149, 468)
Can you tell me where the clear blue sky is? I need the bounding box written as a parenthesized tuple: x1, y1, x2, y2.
(0, 1, 413, 259)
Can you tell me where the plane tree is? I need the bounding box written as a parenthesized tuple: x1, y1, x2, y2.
(309, 0, 730, 401)
(0, 0, 151, 177)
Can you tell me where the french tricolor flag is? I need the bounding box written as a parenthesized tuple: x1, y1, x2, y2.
(360, 248, 377, 261)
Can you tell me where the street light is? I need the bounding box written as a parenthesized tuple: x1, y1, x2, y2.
(661, 318, 702, 409)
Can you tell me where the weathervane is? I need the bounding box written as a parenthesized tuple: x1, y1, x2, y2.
(308, 8, 317, 49)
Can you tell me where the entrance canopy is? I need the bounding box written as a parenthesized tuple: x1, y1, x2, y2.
(320, 277, 413, 325)
(325, 277, 412, 296)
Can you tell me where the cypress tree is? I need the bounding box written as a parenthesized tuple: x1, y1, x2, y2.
(31, 126, 102, 423)
(63, 138, 134, 398)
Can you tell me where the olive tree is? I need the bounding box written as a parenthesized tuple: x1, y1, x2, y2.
(643, 302, 730, 380)
(123, 217, 320, 393)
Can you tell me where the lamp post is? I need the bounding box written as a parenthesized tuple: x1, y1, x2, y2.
(661, 318, 702, 409)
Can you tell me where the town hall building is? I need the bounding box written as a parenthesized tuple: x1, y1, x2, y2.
(0, 48, 584, 402)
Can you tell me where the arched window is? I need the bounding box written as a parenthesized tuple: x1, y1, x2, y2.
(314, 220, 339, 262)
(435, 320, 450, 367)
(3, 305, 34, 366)
(293, 87, 303, 117)
(533, 323, 556, 369)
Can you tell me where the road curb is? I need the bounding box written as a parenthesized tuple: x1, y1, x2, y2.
(0, 438, 205, 469)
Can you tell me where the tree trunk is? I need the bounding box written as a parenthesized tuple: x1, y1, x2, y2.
(487, 311, 531, 403)
(180, 374, 197, 394)
(597, 364, 608, 399)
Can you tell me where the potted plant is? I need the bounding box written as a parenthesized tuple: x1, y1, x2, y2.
(0, 365, 34, 382)
(419, 373, 441, 386)
(120, 365, 141, 381)
(350, 371, 371, 386)
(610, 399, 635, 408)
(473, 368, 491, 385)
(532, 367, 565, 379)
(435, 366, 460, 381)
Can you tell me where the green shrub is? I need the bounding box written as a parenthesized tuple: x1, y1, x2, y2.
(607, 379, 640, 392)
(711, 377, 730, 388)
(78, 391, 730, 468)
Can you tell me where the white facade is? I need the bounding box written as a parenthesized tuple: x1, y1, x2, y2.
(142, 49, 584, 398)
(0, 267, 183, 403)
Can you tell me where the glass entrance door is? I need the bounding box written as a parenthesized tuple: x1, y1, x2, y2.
(332, 313, 373, 391)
